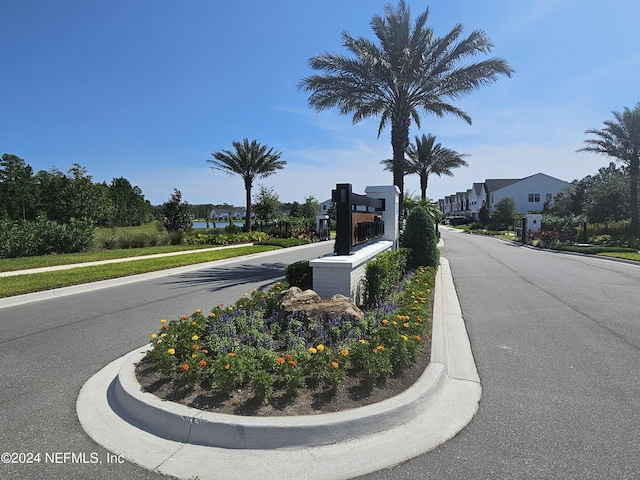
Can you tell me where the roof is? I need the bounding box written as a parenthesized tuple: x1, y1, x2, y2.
(483, 178, 521, 193)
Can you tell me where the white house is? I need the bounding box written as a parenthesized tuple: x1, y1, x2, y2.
(488, 173, 570, 213)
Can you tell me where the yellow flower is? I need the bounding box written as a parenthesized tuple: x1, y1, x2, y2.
(191, 335, 199, 341)
(195, 309, 201, 314)
(376, 345, 384, 351)
(156, 339, 163, 344)
(150, 333, 157, 339)
(224, 363, 230, 370)
(167, 348, 175, 355)
(402, 335, 408, 342)
(160, 319, 167, 324)
(359, 339, 367, 344)
(316, 344, 325, 352)
(208, 312, 215, 318)
(191, 353, 197, 359)
(309, 347, 317, 354)
(382, 319, 389, 324)
(403, 323, 410, 328)
(227, 306, 233, 311)
(161, 333, 167, 337)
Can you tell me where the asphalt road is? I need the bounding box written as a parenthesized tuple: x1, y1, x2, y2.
(359, 228, 640, 480)
(3, 234, 640, 480)
(0, 242, 334, 480)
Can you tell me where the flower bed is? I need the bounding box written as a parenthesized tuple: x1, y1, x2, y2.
(144, 266, 435, 404)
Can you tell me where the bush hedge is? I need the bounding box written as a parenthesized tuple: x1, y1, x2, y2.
(0, 217, 94, 258)
(363, 248, 409, 308)
(285, 260, 312, 290)
(402, 206, 439, 269)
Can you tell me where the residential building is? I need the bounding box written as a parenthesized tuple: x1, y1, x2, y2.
(438, 172, 571, 220)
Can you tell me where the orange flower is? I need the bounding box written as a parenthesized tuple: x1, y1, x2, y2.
(285, 353, 293, 361)
(162, 325, 169, 330)
(228, 352, 236, 357)
(415, 335, 421, 341)
(331, 361, 339, 369)
(181, 364, 189, 371)
(340, 349, 349, 357)
(277, 357, 285, 364)
(224, 363, 230, 370)
(191, 321, 197, 326)
(288, 360, 296, 366)
(193, 344, 199, 350)
(199, 360, 207, 367)
(191, 353, 197, 359)
(376, 345, 385, 351)
(181, 315, 188, 320)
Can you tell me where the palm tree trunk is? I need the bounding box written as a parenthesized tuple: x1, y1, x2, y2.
(630, 156, 640, 238)
(391, 117, 410, 225)
(420, 174, 428, 201)
(244, 178, 253, 232)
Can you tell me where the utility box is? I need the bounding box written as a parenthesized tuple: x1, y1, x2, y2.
(526, 214, 542, 237)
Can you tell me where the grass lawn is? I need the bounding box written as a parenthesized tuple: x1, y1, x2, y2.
(597, 251, 640, 262)
(0, 245, 280, 298)
(0, 244, 222, 273)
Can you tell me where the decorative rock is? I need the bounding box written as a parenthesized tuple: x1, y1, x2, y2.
(276, 287, 364, 324)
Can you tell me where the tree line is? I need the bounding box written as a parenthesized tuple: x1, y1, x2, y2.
(0, 153, 154, 227)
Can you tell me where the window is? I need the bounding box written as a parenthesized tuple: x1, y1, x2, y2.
(528, 193, 540, 202)
(546, 193, 552, 202)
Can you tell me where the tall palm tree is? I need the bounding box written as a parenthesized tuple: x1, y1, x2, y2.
(209, 139, 285, 231)
(299, 0, 513, 216)
(381, 133, 469, 200)
(578, 102, 640, 238)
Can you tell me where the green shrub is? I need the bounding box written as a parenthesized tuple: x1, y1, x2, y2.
(363, 248, 409, 308)
(402, 206, 439, 269)
(285, 260, 312, 290)
(0, 216, 94, 258)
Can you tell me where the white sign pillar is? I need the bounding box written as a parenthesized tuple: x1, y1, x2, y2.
(365, 185, 400, 249)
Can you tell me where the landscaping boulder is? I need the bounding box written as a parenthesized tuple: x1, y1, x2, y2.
(276, 287, 364, 324)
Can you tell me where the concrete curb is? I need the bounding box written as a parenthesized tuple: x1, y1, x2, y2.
(76, 256, 481, 479)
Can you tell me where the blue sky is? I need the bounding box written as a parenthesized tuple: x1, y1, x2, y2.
(2, 1, 639, 207)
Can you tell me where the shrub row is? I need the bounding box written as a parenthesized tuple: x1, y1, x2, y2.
(0, 217, 94, 258)
(183, 231, 268, 246)
(94, 231, 174, 249)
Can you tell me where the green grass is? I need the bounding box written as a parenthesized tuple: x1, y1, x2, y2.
(0, 245, 280, 298)
(0, 244, 221, 273)
(597, 251, 640, 261)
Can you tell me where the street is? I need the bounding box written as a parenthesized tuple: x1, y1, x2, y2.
(0, 242, 334, 480)
(2, 232, 640, 479)
(360, 228, 640, 479)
